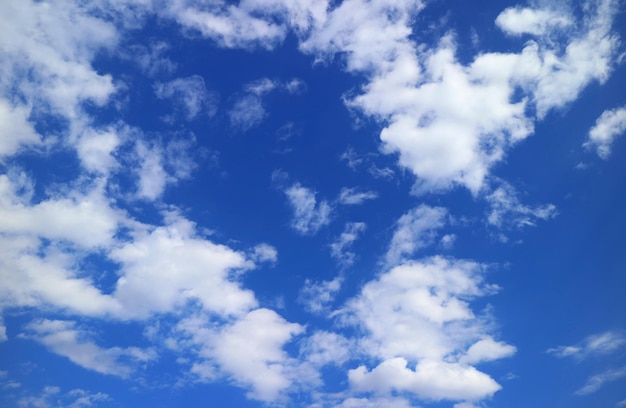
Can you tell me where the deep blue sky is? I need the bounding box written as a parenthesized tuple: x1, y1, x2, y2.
(1, 1, 625, 407)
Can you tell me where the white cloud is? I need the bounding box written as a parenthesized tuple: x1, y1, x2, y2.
(300, 331, 352, 367)
(334, 396, 414, 408)
(174, 308, 307, 402)
(585, 105, 626, 158)
(547, 330, 626, 359)
(74, 126, 122, 174)
(349, 357, 501, 401)
(0, 174, 121, 248)
(250, 243, 278, 264)
(23, 319, 155, 378)
(154, 75, 219, 122)
(229, 94, 267, 131)
(0, 99, 40, 157)
(385, 205, 447, 267)
(486, 182, 557, 230)
(134, 135, 198, 200)
(459, 337, 517, 365)
(298, 0, 621, 193)
(330, 222, 366, 268)
(125, 41, 177, 77)
(299, 276, 342, 314)
(110, 213, 257, 319)
(210, 309, 305, 401)
(167, 1, 287, 50)
(575, 365, 626, 395)
(338, 187, 378, 205)
(0, 316, 7, 342)
(284, 183, 332, 235)
(496, 7, 572, 36)
(229, 78, 305, 131)
(339, 256, 511, 402)
(0, 0, 117, 120)
(17, 386, 110, 408)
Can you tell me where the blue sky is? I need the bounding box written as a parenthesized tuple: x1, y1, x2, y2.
(0, 0, 625, 407)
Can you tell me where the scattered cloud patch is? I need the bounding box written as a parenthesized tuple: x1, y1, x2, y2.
(385, 205, 448, 267)
(330, 222, 366, 269)
(299, 277, 342, 314)
(585, 104, 626, 159)
(338, 187, 378, 205)
(284, 183, 332, 235)
(486, 182, 557, 231)
(22, 320, 155, 378)
(154, 75, 219, 122)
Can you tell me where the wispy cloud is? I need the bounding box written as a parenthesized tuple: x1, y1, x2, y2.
(22, 320, 156, 378)
(575, 365, 626, 395)
(385, 205, 448, 267)
(337, 187, 378, 205)
(547, 330, 626, 359)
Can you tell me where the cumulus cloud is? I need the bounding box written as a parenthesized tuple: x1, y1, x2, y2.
(385, 205, 447, 267)
(339, 256, 511, 402)
(349, 357, 501, 401)
(585, 105, 626, 158)
(173, 308, 307, 402)
(22, 319, 156, 378)
(0, 99, 41, 157)
(154, 75, 219, 122)
(110, 213, 257, 319)
(284, 183, 332, 235)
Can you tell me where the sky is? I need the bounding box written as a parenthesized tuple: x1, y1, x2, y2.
(0, 0, 625, 407)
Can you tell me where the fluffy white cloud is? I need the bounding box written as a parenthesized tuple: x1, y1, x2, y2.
(0, 174, 121, 248)
(174, 308, 307, 402)
(330, 222, 366, 268)
(74, 126, 122, 174)
(338, 187, 378, 205)
(0, 99, 40, 157)
(0, 0, 117, 120)
(385, 205, 447, 266)
(339, 256, 512, 402)
(585, 105, 626, 158)
(459, 337, 517, 365)
(111, 214, 257, 319)
(298, 0, 620, 193)
(496, 7, 572, 36)
(22, 319, 155, 378)
(154, 75, 219, 121)
(349, 357, 501, 401)
(284, 183, 332, 235)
